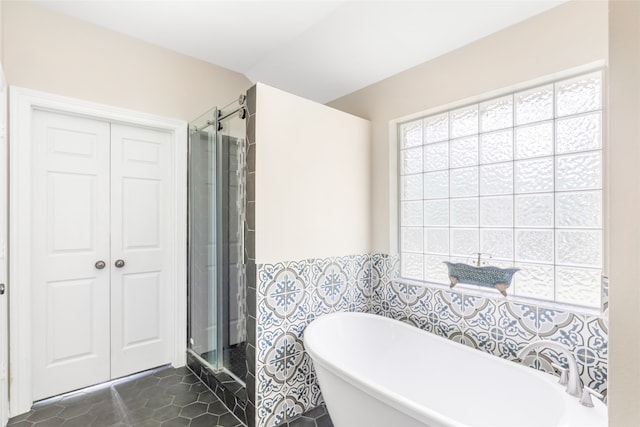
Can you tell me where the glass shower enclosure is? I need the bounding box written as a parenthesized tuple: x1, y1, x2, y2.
(188, 97, 247, 384)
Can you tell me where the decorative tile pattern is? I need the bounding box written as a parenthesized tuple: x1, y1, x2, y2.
(312, 260, 349, 310)
(255, 253, 608, 427)
(368, 253, 608, 398)
(494, 302, 538, 359)
(432, 289, 464, 324)
(264, 266, 307, 318)
(264, 397, 305, 427)
(354, 255, 373, 297)
(255, 255, 369, 427)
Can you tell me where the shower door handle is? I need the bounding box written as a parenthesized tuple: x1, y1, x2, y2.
(115, 259, 125, 268)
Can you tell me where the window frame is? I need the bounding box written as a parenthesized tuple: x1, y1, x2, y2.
(394, 65, 607, 313)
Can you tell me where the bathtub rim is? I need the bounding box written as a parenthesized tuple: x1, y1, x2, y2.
(304, 311, 607, 427)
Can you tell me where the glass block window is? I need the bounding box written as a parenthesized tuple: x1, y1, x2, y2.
(398, 71, 603, 308)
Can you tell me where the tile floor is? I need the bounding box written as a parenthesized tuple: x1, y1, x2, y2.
(6, 366, 244, 427)
(276, 406, 333, 427)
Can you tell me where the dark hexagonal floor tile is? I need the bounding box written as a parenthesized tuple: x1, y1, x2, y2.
(7, 367, 248, 427)
(57, 403, 90, 419)
(157, 375, 182, 387)
(33, 417, 65, 427)
(27, 405, 64, 422)
(60, 413, 97, 427)
(180, 374, 200, 385)
(134, 376, 161, 390)
(171, 391, 200, 407)
(189, 413, 219, 427)
(127, 406, 155, 424)
(197, 391, 217, 404)
(316, 414, 333, 427)
(135, 419, 161, 427)
(218, 412, 243, 426)
(188, 382, 208, 394)
(145, 395, 173, 409)
(207, 400, 230, 416)
(179, 401, 208, 419)
(138, 386, 170, 401)
(6, 421, 34, 427)
(87, 410, 122, 427)
(119, 395, 149, 411)
(151, 404, 181, 422)
(160, 416, 190, 427)
(276, 405, 334, 427)
(165, 383, 191, 396)
(6, 411, 32, 424)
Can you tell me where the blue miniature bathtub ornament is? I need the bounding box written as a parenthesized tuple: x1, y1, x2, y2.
(444, 253, 519, 297)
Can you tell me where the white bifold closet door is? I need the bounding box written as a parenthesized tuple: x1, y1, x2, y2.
(31, 110, 172, 401)
(110, 124, 172, 378)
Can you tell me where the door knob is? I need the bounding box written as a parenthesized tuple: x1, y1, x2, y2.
(95, 261, 106, 270)
(115, 259, 125, 268)
(0, 283, 5, 295)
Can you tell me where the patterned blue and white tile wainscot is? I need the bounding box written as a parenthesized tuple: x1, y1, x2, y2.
(255, 255, 371, 427)
(370, 254, 608, 400)
(253, 254, 607, 427)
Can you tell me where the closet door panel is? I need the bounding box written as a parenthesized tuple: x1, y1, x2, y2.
(31, 111, 111, 400)
(110, 124, 172, 378)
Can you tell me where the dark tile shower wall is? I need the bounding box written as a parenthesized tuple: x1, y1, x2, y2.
(245, 85, 258, 427)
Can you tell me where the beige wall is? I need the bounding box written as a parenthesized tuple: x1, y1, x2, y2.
(255, 83, 370, 263)
(329, 0, 608, 254)
(0, 0, 4, 64)
(608, 2, 640, 426)
(3, 1, 251, 121)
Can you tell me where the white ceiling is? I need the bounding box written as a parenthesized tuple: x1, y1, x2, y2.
(32, 0, 568, 104)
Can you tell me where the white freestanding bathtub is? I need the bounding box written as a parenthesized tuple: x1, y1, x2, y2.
(304, 312, 607, 427)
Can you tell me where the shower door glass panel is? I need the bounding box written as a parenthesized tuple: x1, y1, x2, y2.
(188, 100, 247, 383)
(188, 110, 221, 369)
(218, 103, 247, 382)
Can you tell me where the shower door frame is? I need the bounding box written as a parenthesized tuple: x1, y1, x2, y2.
(187, 104, 246, 381)
(186, 114, 234, 372)
(187, 111, 225, 371)
(216, 130, 230, 370)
